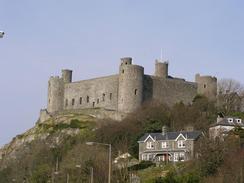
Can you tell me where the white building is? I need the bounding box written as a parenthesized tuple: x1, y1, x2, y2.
(209, 116, 244, 139)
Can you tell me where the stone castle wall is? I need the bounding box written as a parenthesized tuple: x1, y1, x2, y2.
(143, 76, 198, 106)
(63, 75, 119, 111)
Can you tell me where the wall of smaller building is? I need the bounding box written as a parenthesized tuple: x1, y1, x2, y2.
(209, 125, 235, 139)
(63, 75, 119, 111)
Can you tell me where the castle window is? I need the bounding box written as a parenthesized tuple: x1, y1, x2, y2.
(87, 96, 89, 103)
(93, 102, 95, 108)
(80, 97, 82, 105)
(97, 99, 99, 104)
(122, 69, 124, 74)
(102, 93, 105, 101)
(204, 84, 206, 88)
(110, 93, 112, 100)
(135, 89, 138, 95)
(65, 99, 68, 107)
(72, 98, 75, 106)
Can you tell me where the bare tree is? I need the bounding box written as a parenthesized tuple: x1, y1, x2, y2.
(217, 79, 244, 114)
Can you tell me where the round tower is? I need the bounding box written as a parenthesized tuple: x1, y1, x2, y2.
(195, 74, 217, 101)
(62, 69, 72, 83)
(118, 57, 144, 113)
(155, 60, 168, 78)
(47, 76, 64, 113)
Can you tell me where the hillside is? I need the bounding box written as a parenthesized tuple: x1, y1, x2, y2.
(0, 112, 96, 161)
(0, 111, 100, 182)
(0, 98, 243, 183)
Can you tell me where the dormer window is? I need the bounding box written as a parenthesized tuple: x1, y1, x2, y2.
(228, 118, 234, 123)
(236, 119, 242, 123)
(146, 141, 154, 149)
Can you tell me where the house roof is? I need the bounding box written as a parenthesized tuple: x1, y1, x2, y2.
(210, 117, 244, 128)
(138, 131, 202, 142)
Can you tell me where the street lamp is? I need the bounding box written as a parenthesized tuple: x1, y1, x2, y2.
(86, 142, 112, 183)
(0, 31, 4, 38)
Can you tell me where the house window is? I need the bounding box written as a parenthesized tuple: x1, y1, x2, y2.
(80, 97, 82, 105)
(237, 119, 242, 123)
(162, 142, 168, 148)
(87, 96, 89, 103)
(179, 152, 185, 161)
(142, 154, 147, 161)
(148, 154, 153, 161)
(65, 99, 68, 107)
(178, 140, 186, 148)
(72, 98, 75, 106)
(228, 118, 233, 123)
(102, 93, 105, 101)
(158, 156, 165, 161)
(110, 93, 112, 100)
(174, 153, 179, 162)
(146, 141, 154, 149)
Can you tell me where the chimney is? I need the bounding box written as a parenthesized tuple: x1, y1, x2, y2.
(185, 125, 194, 132)
(217, 115, 223, 123)
(162, 126, 168, 136)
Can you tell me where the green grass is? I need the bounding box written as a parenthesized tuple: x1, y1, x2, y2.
(35, 113, 96, 134)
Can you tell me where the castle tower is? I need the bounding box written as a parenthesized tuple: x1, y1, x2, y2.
(62, 69, 72, 83)
(155, 60, 168, 78)
(118, 57, 144, 113)
(47, 76, 64, 113)
(195, 74, 217, 101)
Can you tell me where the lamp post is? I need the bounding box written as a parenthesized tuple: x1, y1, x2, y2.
(86, 142, 112, 183)
(0, 31, 4, 38)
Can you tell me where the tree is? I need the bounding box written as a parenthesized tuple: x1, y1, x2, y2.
(217, 79, 244, 114)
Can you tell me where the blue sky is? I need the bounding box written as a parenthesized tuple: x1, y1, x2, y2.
(0, 0, 244, 146)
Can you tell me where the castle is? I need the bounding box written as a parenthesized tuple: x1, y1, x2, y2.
(40, 57, 217, 121)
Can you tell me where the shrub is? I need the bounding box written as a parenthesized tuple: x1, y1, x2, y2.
(129, 161, 154, 171)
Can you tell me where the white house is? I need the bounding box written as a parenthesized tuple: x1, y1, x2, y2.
(209, 116, 244, 139)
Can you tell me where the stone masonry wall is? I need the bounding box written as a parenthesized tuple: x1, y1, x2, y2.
(143, 75, 198, 106)
(63, 75, 119, 111)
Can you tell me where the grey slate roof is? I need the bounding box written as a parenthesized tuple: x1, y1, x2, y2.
(210, 117, 244, 127)
(138, 131, 202, 142)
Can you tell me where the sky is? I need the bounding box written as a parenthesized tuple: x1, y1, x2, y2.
(0, 0, 244, 146)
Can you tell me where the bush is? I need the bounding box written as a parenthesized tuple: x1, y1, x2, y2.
(154, 170, 200, 183)
(70, 119, 82, 129)
(129, 161, 154, 171)
(31, 164, 51, 183)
